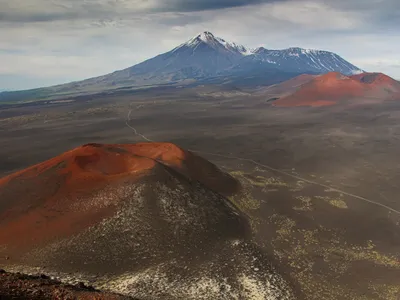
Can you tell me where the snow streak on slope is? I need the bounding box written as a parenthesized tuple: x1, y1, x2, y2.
(250, 47, 363, 75)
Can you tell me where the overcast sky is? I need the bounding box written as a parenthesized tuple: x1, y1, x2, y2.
(1, 0, 399, 90)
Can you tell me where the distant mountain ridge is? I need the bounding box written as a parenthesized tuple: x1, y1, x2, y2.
(86, 31, 362, 86)
(0, 31, 364, 102)
(247, 46, 363, 75)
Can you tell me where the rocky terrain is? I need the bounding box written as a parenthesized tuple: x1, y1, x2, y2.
(0, 143, 295, 299)
(0, 269, 134, 300)
(1, 71, 400, 299)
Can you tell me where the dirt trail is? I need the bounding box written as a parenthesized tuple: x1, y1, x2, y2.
(124, 110, 400, 216)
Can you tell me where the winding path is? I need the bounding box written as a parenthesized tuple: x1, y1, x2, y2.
(125, 110, 400, 216)
(125, 110, 152, 142)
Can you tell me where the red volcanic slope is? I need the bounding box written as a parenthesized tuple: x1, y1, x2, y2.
(350, 72, 400, 93)
(350, 72, 396, 85)
(275, 73, 317, 90)
(0, 143, 239, 253)
(273, 72, 400, 107)
(255, 73, 316, 96)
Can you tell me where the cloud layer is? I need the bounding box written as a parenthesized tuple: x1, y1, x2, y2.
(0, 0, 399, 90)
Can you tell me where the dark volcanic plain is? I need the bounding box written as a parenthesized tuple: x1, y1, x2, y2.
(1, 84, 400, 299)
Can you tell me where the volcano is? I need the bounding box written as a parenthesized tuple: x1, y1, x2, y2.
(0, 31, 364, 103)
(272, 72, 400, 107)
(350, 72, 400, 90)
(0, 143, 294, 299)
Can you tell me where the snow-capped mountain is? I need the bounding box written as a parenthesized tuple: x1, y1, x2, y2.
(120, 31, 250, 79)
(71, 32, 248, 88)
(0, 31, 365, 101)
(70, 31, 362, 89)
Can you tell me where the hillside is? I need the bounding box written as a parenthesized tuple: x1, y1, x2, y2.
(0, 142, 294, 299)
(271, 72, 400, 107)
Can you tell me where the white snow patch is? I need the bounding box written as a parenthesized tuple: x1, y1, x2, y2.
(183, 31, 251, 56)
(350, 69, 364, 75)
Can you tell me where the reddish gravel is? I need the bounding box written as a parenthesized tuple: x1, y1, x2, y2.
(0, 142, 240, 256)
(0, 269, 134, 300)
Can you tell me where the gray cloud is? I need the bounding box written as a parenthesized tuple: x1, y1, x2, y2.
(325, 0, 400, 30)
(0, 0, 278, 23)
(155, 13, 205, 26)
(0, 0, 398, 31)
(155, 0, 284, 12)
(0, 12, 79, 23)
(324, 0, 400, 11)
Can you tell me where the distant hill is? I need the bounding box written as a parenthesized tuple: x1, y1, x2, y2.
(0, 31, 363, 103)
(270, 72, 400, 107)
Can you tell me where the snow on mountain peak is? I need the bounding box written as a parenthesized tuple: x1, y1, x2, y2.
(184, 31, 251, 55)
(185, 31, 218, 45)
(184, 31, 220, 48)
(198, 31, 215, 42)
(216, 37, 252, 56)
(252, 47, 270, 55)
(171, 31, 363, 75)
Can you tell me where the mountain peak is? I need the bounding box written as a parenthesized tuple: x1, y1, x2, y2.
(198, 31, 215, 42)
(182, 31, 251, 56)
(186, 31, 218, 46)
